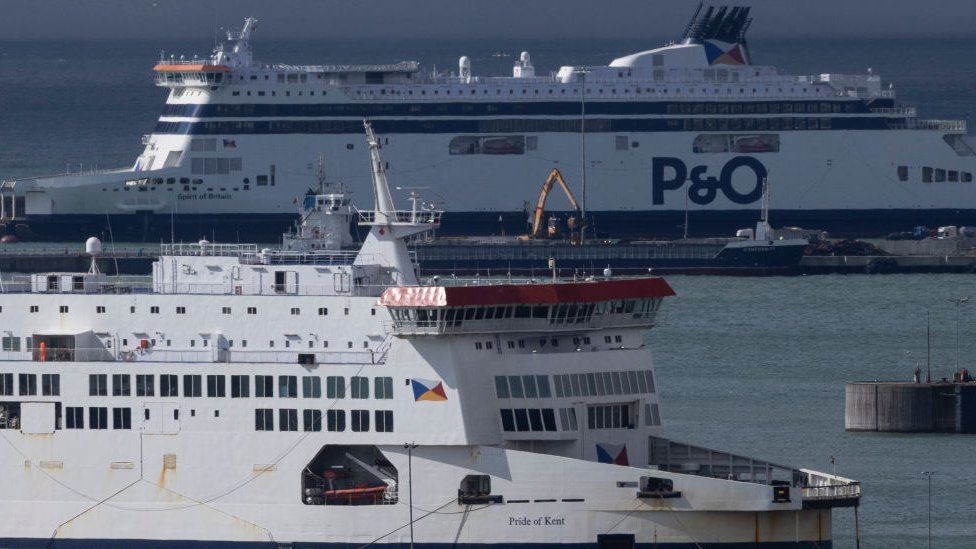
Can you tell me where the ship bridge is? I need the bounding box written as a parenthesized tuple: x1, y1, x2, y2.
(153, 61, 230, 88)
(378, 277, 675, 336)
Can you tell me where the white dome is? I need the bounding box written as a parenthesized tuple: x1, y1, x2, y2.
(85, 237, 103, 254)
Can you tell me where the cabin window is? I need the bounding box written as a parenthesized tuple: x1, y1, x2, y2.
(40, 373, 60, 396)
(112, 408, 132, 430)
(150, 306, 159, 314)
(222, 307, 231, 314)
(351, 410, 369, 432)
(255, 375, 273, 397)
(183, 375, 202, 397)
(326, 376, 345, 399)
(2, 336, 20, 352)
(66, 407, 84, 429)
(112, 374, 131, 396)
(327, 409, 345, 431)
(279, 409, 298, 431)
(29, 305, 38, 313)
(231, 375, 250, 398)
(279, 376, 298, 398)
(255, 409, 274, 431)
(374, 377, 393, 399)
(89, 374, 107, 396)
(18, 373, 37, 396)
(302, 376, 321, 398)
(935, 168, 946, 182)
(207, 375, 226, 397)
(160, 375, 178, 397)
(303, 409, 322, 432)
(89, 407, 108, 430)
(949, 170, 959, 182)
(351, 376, 369, 399)
(247, 307, 257, 314)
(176, 306, 186, 314)
(375, 410, 393, 432)
(136, 374, 154, 397)
(318, 307, 328, 316)
(922, 167, 933, 183)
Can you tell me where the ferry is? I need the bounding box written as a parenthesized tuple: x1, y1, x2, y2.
(5, 5, 971, 241)
(0, 121, 860, 548)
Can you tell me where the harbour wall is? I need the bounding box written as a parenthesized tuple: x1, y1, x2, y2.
(845, 382, 976, 433)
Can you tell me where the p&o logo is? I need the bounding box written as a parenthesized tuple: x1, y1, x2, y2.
(652, 156, 767, 206)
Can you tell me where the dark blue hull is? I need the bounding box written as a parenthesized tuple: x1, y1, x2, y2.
(413, 241, 807, 276)
(0, 539, 831, 549)
(5, 208, 976, 243)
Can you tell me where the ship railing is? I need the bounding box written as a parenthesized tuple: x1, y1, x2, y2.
(798, 469, 861, 501)
(160, 242, 259, 257)
(239, 249, 361, 266)
(870, 107, 917, 117)
(0, 347, 386, 365)
(356, 209, 442, 226)
(904, 119, 968, 132)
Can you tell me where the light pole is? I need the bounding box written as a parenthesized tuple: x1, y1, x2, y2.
(922, 471, 934, 549)
(575, 69, 590, 242)
(947, 297, 968, 372)
(404, 442, 418, 549)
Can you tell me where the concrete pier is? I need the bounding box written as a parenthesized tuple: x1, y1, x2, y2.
(845, 381, 976, 433)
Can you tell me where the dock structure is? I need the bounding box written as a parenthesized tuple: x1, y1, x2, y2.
(845, 381, 976, 433)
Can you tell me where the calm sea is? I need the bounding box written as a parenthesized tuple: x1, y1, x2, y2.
(2, 35, 976, 546)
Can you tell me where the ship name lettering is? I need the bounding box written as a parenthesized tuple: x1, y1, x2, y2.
(508, 516, 565, 527)
(652, 156, 767, 206)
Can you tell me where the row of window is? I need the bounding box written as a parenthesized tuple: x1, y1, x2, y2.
(64, 406, 131, 430)
(476, 335, 608, 353)
(587, 404, 636, 430)
(153, 116, 886, 137)
(0, 373, 59, 396)
(23, 302, 359, 316)
(85, 374, 393, 400)
(897, 165, 974, 183)
(552, 370, 655, 399)
(163, 99, 867, 119)
(495, 375, 552, 399)
(499, 408, 558, 433)
(189, 157, 244, 175)
(393, 299, 656, 328)
(254, 408, 392, 432)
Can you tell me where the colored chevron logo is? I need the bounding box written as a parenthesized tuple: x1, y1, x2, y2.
(411, 378, 448, 402)
(704, 39, 745, 66)
(595, 443, 629, 466)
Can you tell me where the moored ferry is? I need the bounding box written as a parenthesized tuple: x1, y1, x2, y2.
(0, 122, 861, 548)
(3, 5, 976, 241)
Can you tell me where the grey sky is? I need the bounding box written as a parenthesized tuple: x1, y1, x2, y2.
(1, 0, 973, 41)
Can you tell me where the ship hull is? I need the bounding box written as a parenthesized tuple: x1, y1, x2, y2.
(6, 208, 976, 243)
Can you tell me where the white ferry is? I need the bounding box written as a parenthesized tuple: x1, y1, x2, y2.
(3, 5, 975, 241)
(0, 122, 859, 548)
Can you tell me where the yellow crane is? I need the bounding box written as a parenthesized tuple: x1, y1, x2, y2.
(523, 168, 582, 242)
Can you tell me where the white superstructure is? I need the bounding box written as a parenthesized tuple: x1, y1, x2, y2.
(4, 6, 976, 240)
(0, 122, 859, 548)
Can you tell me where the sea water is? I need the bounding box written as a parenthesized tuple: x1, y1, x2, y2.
(2, 35, 976, 547)
(654, 274, 976, 547)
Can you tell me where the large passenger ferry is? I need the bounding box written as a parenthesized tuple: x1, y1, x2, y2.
(0, 122, 859, 548)
(5, 4, 974, 241)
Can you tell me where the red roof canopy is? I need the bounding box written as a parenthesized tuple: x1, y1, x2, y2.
(378, 277, 675, 308)
(153, 64, 230, 72)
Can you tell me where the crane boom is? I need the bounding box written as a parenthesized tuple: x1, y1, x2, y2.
(530, 169, 581, 239)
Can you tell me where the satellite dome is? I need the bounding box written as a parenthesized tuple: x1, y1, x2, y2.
(85, 237, 103, 255)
